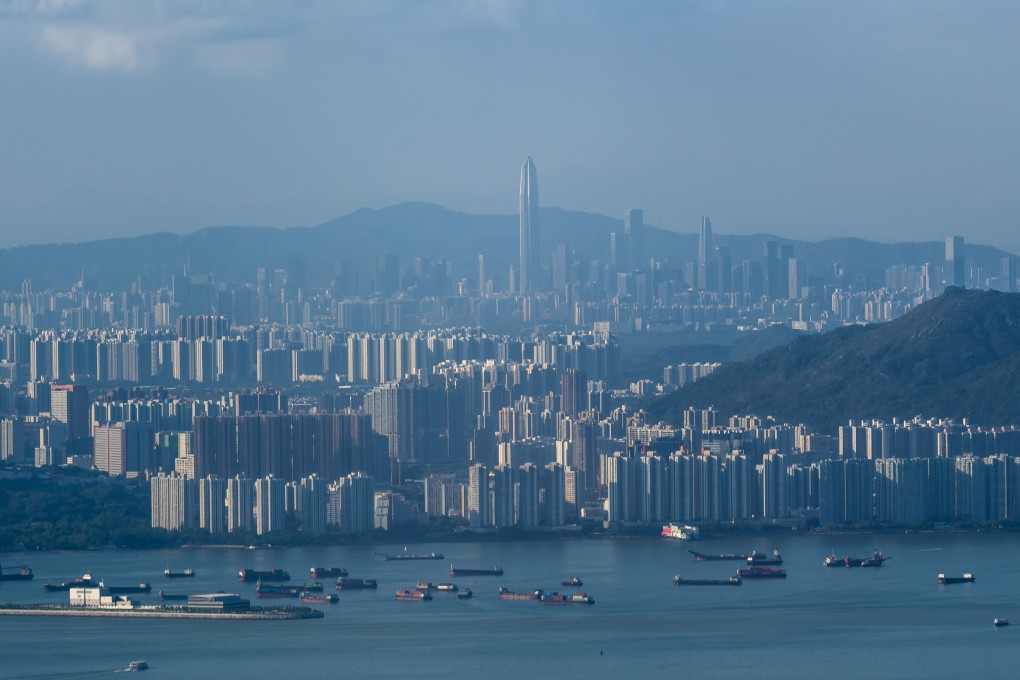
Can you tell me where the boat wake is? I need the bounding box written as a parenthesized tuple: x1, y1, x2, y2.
(6, 669, 122, 679)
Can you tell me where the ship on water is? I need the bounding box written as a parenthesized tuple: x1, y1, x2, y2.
(376, 548, 444, 561)
(538, 592, 594, 605)
(824, 550, 889, 568)
(239, 568, 290, 582)
(44, 572, 99, 592)
(661, 524, 699, 540)
(163, 568, 194, 578)
(301, 593, 339, 604)
(938, 573, 975, 584)
(396, 589, 432, 601)
(499, 587, 540, 601)
(310, 567, 348, 579)
(738, 566, 787, 579)
(256, 581, 300, 598)
(450, 565, 503, 577)
(673, 575, 742, 586)
(0, 563, 33, 581)
(747, 548, 783, 566)
(689, 550, 747, 561)
(335, 578, 378, 590)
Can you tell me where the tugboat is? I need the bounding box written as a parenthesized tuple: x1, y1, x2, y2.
(127, 660, 149, 671)
(457, 587, 473, 600)
(995, 618, 1010, 627)
(561, 576, 583, 587)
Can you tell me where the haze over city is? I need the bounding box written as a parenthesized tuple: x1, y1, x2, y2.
(2, 0, 1020, 250)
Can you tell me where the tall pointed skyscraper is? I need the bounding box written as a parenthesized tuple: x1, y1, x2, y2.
(698, 216, 714, 290)
(519, 157, 540, 294)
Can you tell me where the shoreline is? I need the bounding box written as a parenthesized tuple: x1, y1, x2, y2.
(0, 605, 323, 620)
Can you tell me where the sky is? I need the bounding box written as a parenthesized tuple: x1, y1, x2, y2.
(1, 0, 1019, 252)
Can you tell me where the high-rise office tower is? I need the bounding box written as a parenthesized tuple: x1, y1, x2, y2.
(624, 209, 644, 271)
(946, 235, 965, 288)
(50, 383, 88, 441)
(519, 157, 540, 294)
(698, 216, 714, 290)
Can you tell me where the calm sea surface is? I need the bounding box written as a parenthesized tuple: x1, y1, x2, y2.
(1, 532, 1018, 679)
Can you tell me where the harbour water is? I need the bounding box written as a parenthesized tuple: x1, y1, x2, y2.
(1, 531, 1018, 679)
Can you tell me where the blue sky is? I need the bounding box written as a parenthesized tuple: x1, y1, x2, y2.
(1, 0, 1019, 251)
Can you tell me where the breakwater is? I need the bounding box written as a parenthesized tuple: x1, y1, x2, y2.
(0, 604, 323, 620)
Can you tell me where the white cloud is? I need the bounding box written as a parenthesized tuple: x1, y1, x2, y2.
(40, 24, 139, 72)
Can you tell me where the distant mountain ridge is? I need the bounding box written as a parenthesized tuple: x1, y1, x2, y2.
(0, 202, 1012, 290)
(647, 288, 1020, 432)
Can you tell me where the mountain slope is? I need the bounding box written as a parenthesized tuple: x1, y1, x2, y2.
(647, 288, 1020, 431)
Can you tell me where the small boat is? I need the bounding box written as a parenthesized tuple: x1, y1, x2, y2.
(0, 563, 34, 581)
(163, 568, 195, 578)
(450, 565, 503, 577)
(396, 589, 432, 601)
(561, 576, 583, 587)
(747, 548, 783, 566)
(689, 550, 748, 561)
(435, 583, 459, 592)
(127, 660, 149, 671)
(301, 592, 339, 604)
(938, 573, 975, 584)
(310, 566, 348, 579)
(457, 587, 473, 599)
(538, 591, 594, 605)
(995, 618, 1010, 627)
(738, 566, 787, 579)
(674, 575, 742, 586)
(335, 578, 378, 590)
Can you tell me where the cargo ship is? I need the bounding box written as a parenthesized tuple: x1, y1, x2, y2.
(256, 582, 300, 598)
(688, 550, 747, 561)
(661, 524, 699, 540)
(747, 548, 783, 566)
(561, 576, 583, 587)
(0, 563, 33, 581)
(450, 565, 503, 577)
(499, 587, 540, 600)
(396, 589, 432, 601)
(335, 578, 378, 590)
(738, 566, 787, 579)
(163, 568, 194, 578)
(435, 583, 459, 592)
(101, 581, 152, 594)
(538, 592, 594, 605)
(415, 582, 437, 591)
(310, 567, 348, 579)
(239, 568, 290, 582)
(44, 572, 99, 592)
(938, 573, 975, 584)
(673, 575, 742, 586)
(301, 592, 339, 604)
(376, 549, 444, 561)
(824, 550, 889, 568)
